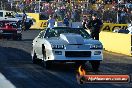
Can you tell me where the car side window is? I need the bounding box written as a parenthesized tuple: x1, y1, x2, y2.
(38, 29, 47, 38)
(0, 12, 3, 17)
(44, 28, 58, 38)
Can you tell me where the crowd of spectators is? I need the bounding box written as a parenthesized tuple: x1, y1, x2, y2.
(1, 0, 132, 24)
(89, 0, 131, 4)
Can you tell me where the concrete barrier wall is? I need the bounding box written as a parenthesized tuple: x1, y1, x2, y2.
(99, 32, 132, 56)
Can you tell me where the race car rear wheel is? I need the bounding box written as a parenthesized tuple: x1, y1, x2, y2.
(90, 61, 100, 72)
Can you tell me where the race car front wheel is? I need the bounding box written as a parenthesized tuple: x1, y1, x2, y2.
(90, 61, 100, 72)
(42, 45, 52, 69)
(32, 51, 42, 64)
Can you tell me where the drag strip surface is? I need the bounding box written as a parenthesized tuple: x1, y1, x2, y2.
(0, 30, 131, 88)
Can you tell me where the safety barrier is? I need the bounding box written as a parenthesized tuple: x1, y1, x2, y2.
(99, 32, 132, 56)
(27, 13, 47, 29)
(68, 22, 128, 31)
(69, 22, 128, 31)
(54, 22, 82, 28)
(56, 22, 128, 31)
(54, 21, 64, 27)
(71, 22, 82, 28)
(25, 13, 129, 31)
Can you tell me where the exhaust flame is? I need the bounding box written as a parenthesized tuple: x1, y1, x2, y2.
(77, 65, 86, 84)
(78, 65, 86, 76)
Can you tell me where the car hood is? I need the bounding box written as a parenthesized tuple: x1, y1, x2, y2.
(46, 33, 102, 45)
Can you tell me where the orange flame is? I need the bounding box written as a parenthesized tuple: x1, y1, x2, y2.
(78, 65, 86, 76)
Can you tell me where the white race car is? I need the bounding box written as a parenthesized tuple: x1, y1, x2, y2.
(31, 27, 103, 71)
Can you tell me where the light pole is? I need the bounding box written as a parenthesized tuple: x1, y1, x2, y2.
(11, 2, 13, 10)
(0, 1, 3, 10)
(117, 0, 120, 23)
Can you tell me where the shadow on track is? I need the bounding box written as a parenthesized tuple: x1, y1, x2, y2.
(21, 39, 33, 41)
(0, 46, 131, 88)
(0, 46, 76, 88)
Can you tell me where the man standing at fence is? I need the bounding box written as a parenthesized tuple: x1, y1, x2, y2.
(87, 14, 103, 40)
(47, 15, 55, 29)
(22, 10, 27, 31)
(63, 15, 69, 26)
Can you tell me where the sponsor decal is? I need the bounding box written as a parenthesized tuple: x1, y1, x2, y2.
(40, 21, 47, 27)
(101, 23, 128, 32)
(76, 66, 130, 84)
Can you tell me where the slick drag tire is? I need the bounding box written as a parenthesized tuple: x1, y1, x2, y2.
(32, 52, 42, 64)
(42, 45, 52, 69)
(90, 61, 100, 72)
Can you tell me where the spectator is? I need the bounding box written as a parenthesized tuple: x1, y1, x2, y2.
(103, 8, 111, 23)
(5, 0, 131, 24)
(82, 16, 87, 29)
(22, 10, 27, 31)
(63, 15, 69, 26)
(110, 6, 117, 23)
(47, 15, 56, 29)
(87, 14, 103, 40)
(73, 5, 82, 22)
(59, 8, 65, 20)
(120, 8, 126, 23)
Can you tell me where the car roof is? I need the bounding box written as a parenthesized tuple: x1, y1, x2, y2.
(0, 10, 14, 12)
(0, 20, 17, 22)
(0, 17, 18, 21)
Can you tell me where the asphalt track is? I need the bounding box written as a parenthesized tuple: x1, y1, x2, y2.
(0, 30, 131, 88)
